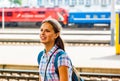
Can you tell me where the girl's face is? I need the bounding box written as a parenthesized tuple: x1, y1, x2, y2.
(39, 22, 58, 45)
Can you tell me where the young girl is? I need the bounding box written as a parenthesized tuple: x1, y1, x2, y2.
(38, 18, 72, 81)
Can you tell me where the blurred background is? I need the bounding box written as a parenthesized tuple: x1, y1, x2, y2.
(0, 0, 120, 81)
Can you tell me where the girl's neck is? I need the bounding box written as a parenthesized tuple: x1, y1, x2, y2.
(44, 43, 54, 54)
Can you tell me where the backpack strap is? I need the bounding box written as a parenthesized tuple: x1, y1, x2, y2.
(54, 50, 65, 76)
(54, 50, 84, 81)
(37, 51, 44, 65)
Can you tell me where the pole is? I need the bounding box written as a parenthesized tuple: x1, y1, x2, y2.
(2, 8, 5, 30)
(110, 0, 115, 46)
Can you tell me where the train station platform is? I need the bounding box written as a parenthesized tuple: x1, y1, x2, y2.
(0, 44, 120, 74)
(0, 28, 120, 75)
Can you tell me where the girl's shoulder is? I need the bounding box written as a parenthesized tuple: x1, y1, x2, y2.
(37, 50, 44, 65)
(55, 48, 69, 59)
(57, 48, 67, 55)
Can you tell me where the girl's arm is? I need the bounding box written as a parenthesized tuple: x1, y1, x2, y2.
(58, 66, 69, 81)
(39, 75, 41, 81)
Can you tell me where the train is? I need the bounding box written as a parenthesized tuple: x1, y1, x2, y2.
(0, 7, 111, 28)
(68, 11, 111, 28)
(0, 7, 68, 27)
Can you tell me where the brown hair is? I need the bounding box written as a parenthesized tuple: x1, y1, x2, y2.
(41, 18, 65, 51)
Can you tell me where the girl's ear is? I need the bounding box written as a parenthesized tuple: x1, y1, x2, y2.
(55, 32, 60, 39)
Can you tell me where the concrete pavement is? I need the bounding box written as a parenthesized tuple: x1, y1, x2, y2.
(0, 45, 119, 69)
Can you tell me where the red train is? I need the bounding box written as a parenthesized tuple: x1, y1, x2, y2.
(0, 7, 68, 27)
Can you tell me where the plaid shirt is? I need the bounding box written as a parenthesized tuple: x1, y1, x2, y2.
(39, 45, 72, 81)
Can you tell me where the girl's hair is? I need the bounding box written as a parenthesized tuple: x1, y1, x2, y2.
(41, 18, 65, 51)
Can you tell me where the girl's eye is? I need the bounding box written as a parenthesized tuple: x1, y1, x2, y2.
(40, 29, 50, 32)
(40, 29, 43, 32)
(45, 29, 50, 32)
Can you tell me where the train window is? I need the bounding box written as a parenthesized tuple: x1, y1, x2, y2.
(0, 12, 2, 16)
(93, 15, 98, 18)
(38, 11, 45, 14)
(6, 12, 12, 16)
(101, 15, 106, 18)
(86, 15, 90, 19)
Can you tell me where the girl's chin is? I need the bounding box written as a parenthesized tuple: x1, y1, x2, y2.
(41, 41, 47, 44)
(40, 40, 46, 42)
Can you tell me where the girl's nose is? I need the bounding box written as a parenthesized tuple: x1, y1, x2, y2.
(40, 30, 45, 35)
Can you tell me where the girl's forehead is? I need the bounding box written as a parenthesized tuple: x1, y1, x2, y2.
(41, 22, 52, 27)
(40, 22, 54, 30)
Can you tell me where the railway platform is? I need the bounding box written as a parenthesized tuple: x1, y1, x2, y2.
(0, 45, 120, 74)
(0, 28, 120, 80)
(0, 44, 120, 80)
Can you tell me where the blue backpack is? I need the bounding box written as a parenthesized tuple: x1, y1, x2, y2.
(37, 49, 84, 81)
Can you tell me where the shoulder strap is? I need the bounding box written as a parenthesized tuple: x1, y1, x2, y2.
(54, 50, 65, 69)
(37, 51, 44, 65)
(54, 50, 84, 81)
(54, 50, 65, 76)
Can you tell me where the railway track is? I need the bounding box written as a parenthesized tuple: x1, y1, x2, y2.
(0, 69, 120, 81)
(80, 72, 120, 81)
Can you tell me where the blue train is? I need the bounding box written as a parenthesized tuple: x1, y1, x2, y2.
(68, 12, 111, 28)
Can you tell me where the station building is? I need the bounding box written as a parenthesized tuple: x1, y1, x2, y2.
(37, 0, 112, 12)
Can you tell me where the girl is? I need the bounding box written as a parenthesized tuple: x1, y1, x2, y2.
(38, 18, 72, 81)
